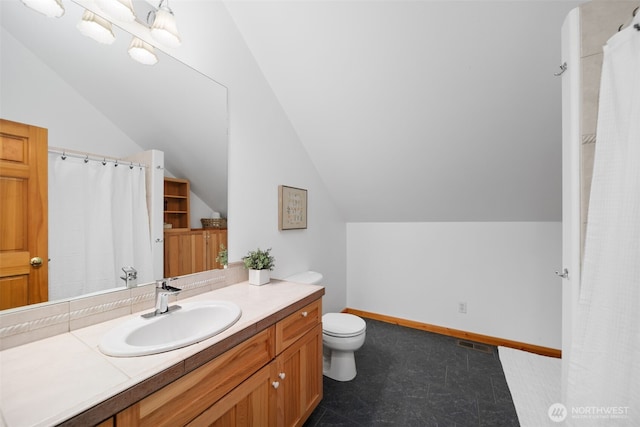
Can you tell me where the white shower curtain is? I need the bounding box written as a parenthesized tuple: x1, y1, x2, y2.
(565, 17, 640, 426)
(49, 153, 153, 300)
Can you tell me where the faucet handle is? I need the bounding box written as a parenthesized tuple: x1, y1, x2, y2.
(163, 284, 181, 293)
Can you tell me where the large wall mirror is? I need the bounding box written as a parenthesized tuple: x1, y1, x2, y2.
(0, 0, 228, 310)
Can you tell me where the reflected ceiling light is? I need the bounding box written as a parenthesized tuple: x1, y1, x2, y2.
(77, 10, 115, 45)
(150, 0, 181, 48)
(21, 0, 64, 18)
(128, 37, 158, 65)
(95, 0, 136, 22)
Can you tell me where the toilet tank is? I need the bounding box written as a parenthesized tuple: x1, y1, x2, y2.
(285, 271, 323, 285)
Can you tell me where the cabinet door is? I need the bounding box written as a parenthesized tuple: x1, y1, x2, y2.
(187, 362, 277, 427)
(204, 230, 219, 270)
(191, 230, 206, 273)
(163, 231, 180, 277)
(276, 324, 323, 427)
(164, 230, 206, 276)
(116, 327, 275, 426)
(204, 229, 228, 270)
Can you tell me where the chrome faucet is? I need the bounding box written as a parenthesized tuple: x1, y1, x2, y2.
(151, 278, 181, 316)
(120, 266, 138, 288)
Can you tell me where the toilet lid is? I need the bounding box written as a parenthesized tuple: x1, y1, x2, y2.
(322, 313, 366, 338)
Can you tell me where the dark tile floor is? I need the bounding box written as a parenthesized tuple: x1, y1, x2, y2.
(304, 319, 519, 427)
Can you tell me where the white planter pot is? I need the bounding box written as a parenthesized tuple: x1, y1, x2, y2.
(249, 269, 270, 286)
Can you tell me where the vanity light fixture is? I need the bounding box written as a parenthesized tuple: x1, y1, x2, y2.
(128, 37, 158, 65)
(20, 0, 182, 66)
(95, 0, 136, 22)
(149, 0, 181, 48)
(77, 10, 116, 45)
(20, 0, 64, 18)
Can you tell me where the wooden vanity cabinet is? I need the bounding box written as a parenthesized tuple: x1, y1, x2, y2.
(113, 298, 322, 427)
(273, 299, 323, 426)
(164, 230, 206, 277)
(164, 229, 227, 277)
(116, 327, 275, 426)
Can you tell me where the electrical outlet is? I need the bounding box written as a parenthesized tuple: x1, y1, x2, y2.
(458, 302, 467, 314)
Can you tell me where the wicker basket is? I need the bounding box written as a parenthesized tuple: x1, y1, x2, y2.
(201, 218, 227, 229)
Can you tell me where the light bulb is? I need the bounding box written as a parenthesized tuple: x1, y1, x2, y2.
(128, 37, 158, 65)
(77, 10, 115, 45)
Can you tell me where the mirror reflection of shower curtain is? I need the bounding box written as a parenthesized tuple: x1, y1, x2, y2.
(565, 19, 640, 426)
(48, 153, 153, 300)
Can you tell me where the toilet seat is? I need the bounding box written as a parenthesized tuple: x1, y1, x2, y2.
(322, 313, 366, 338)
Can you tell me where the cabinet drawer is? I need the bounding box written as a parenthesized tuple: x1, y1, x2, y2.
(117, 327, 275, 427)
(275, 299, 321, 354)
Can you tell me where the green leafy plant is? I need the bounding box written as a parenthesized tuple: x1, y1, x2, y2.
(216, 244, 228, 267)
(243, 247, 275, 271)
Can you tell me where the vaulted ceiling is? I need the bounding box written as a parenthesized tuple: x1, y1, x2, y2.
(225, 0, 582, 222)
(2, 0, 583, 223)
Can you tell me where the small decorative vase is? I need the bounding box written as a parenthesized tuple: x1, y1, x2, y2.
(249, 269, 270, 286)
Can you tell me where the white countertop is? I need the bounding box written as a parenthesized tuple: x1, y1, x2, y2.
(0, 281, 322, 427)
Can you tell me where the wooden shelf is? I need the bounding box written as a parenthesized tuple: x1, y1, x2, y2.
(163, 178, 190, 230)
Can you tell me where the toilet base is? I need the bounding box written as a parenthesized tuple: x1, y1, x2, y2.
(323, 347, 357, 381)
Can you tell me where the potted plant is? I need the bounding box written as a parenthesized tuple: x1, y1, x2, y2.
(243, 247, 275, 285)
(216, 244, 228, 269)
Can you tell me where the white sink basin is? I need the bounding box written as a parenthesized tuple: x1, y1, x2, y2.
(99, 300, 242, 357)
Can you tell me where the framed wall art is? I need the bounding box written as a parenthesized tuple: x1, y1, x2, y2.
(278, 185, 307, 230)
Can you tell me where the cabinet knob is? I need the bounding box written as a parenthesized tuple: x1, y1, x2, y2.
(301, 311, 308, 317)
(272, 381, 280, 389)
(279, 372, 286, 380)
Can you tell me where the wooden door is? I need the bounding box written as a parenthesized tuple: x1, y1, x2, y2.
(0, 119, 48, 309)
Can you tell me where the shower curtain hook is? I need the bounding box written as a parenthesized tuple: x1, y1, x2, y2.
(61, 151, 67, 160)
(84, 155, 89, 163)
(114, 160, 119, 167)
(102, 158, 107, 166)
(554, 62, 567, 76)
(129, 162, 134, 170)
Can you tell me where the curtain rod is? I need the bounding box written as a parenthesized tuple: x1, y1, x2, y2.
(48, 146, 148, 168)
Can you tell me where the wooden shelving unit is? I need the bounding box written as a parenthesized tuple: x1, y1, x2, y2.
(163, 177, 190, 230)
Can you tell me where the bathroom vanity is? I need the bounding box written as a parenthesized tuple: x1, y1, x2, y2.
(0, 280, 324, 427)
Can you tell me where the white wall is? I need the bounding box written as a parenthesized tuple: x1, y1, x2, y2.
(4, 3, 564, 340)
(3, 4, 349, 313)
(347, 222, 562, 349)
(1, 28, 144, 158)
(161, 2, 348, 313)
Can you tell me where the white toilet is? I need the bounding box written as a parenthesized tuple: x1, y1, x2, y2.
(284, 271, 367, 382)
